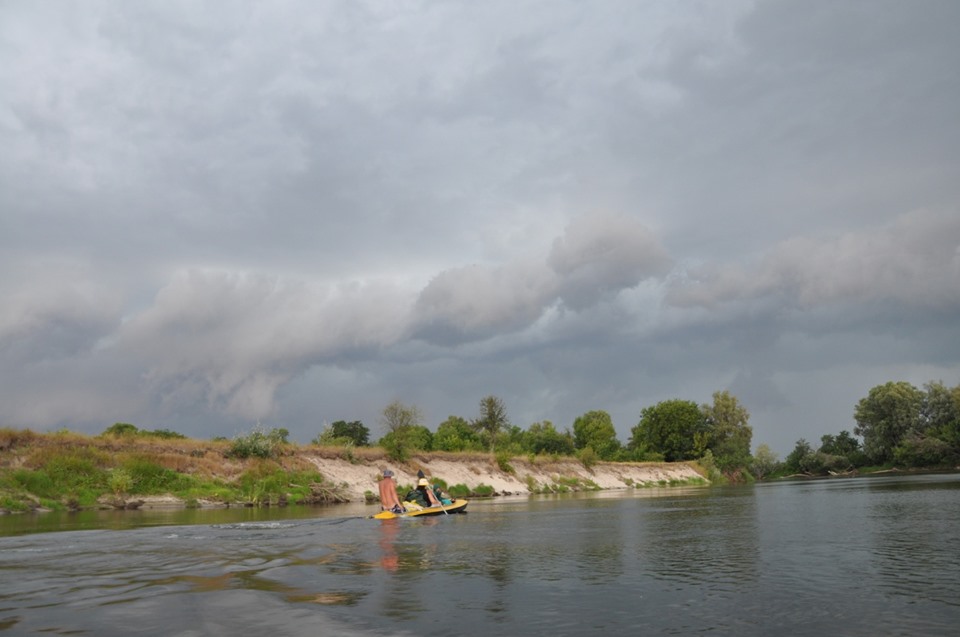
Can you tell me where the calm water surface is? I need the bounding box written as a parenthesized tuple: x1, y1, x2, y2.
(1, 473, 958, 636)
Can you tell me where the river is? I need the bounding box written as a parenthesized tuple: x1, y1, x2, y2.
(1, 473, 958, 636)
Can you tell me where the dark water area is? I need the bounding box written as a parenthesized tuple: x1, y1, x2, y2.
(2, 474, 959, 636)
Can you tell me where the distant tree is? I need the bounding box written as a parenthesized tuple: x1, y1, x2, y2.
(524, 421, 576, 456)
(331, 420, 369, 446)
(433, 416, 481, 452)
(102, 423, 139, 437)
(146, 428, 187, 439)
(572, 410, 621, 460)
(854, 381, 924, 463)
(751, 444, 779, 480)
(314, 420, 370, 446)
(701, 391, 752, 470)
(893, 433, 956, 468)
(630, 399, 705, 462)
(378, 425, 433, 461)
(818, 430, 860, 457)
(922, 381, 960, 446)
(784, 438, 814, 474)
(380, 400, 422, 434)
(473, 395, 510, 453)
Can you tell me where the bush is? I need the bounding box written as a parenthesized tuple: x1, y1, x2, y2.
(447, 483, 472, 498)
(894, 435, 956, 468)
(122, 457, 192, 493)
(228, 427, 287, 459)
(494, 451, 515, 474)
(578, 446, 599, 470)
(102, 423, 139, 437)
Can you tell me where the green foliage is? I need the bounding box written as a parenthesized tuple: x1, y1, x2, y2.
(433, 416, 482, 452)
(578, 446, 599, 470)
(472, 484, 495, 497)
(121, 457, 194, 493)
(631, 399, 705, 461)
(784, 438, 853, 475)
(893, 434, 956, 468)
(572, 410, 621, 460)
(102, 422, 139, 437)
(378, 425, 433, 460)
(750, 444, 779, 480)
(854, 381, 924, 463)
(145, 428, 187, 439)
(494, 451, 515, 474)
(381, 400, 423, 433)
(228, 426, 289, 459)
(314, 420, 370, 446)
(701, 391, 752, 471)
(696, 449, 725, 484)
(382, 433, 409, 462)
(473, 395, 510, 453)
(523, 421, 575, 456)
(447, 484, 472, 498)
(923, 381, 960, 446)
(108, 468, 133, 496)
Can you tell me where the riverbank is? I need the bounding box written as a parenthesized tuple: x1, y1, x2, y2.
(0, 428, 707, 512)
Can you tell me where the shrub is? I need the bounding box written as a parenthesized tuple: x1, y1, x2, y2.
(578, 446, 599, 470)
(472, 484, 495, 497)
(447, 483, 471, 498)
(228, 427, 287, 459)
(108, 468, 134, 496)
(102, 423, 139, 437)
(494, 451, 515, 474)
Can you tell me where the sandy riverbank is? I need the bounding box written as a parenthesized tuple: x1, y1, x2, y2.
(300, 455, 706, 502)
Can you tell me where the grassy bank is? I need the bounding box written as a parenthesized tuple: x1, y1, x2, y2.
(0, 427, 711, 514)
(0, 428, 356, 513)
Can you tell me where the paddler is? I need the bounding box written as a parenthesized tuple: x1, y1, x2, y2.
(378, 469, 406, 514)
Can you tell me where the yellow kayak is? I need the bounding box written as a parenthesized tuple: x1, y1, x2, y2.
(373, 499, 468, 519)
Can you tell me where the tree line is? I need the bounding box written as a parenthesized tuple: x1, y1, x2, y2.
(314, 379, 959, 479)
(314, 390, 754, 477)
(775, 380, 960, 477)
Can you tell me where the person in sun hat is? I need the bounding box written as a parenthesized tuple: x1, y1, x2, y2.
(378, 469, 405, 514)
(405, 476, 443, 508)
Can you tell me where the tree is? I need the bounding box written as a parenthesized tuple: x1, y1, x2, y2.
(433, 416, 481, 452)
(701, 391, 752, 470)
(380, 400, 422, 434)
(331, 420, 369, 446)
(315, 420, 370, 446)
(818, 430, 860, 458)
(102, 423, 139, 437)
(572, 410, 621, 460)
(630, 399, 705, 462)
(784, 438, 815, 474)
(854, 381, 923, 463)
(524, 421, 575, 456)
(751, 444, 779, 480)
(473, 395, 510, 452)
(922, 381, 960, 446)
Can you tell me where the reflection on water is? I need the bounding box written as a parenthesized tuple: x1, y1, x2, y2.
(1, 475, 959, 636)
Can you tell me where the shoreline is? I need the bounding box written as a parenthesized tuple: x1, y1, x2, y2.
(15, 456, 708, 513)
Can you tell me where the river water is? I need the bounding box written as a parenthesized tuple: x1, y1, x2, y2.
(1, 473, 958, 636)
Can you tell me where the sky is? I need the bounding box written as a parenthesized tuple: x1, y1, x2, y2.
(1, 0, 958, 456)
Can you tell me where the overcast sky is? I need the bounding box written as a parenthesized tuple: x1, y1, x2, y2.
(2, 0, 958, 455)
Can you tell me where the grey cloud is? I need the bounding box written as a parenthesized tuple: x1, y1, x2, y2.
(411, 213, 670, 343)
(0, 259, 122, 364)
(548, 212, 672, 309)
(115, 269, 411, 420)
(667, 208, 960, 310)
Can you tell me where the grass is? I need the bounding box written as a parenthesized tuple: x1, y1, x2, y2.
(1, 428, 712, 512)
